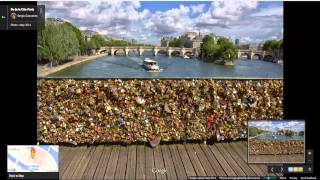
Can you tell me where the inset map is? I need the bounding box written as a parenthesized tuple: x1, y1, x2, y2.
(7, 145, 59, 172)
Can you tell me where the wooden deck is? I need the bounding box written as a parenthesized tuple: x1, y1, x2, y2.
(59, 141, 280, 180)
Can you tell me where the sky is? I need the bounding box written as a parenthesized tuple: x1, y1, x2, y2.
(40, 0, 283, 45)
(248, 121, 305, 132)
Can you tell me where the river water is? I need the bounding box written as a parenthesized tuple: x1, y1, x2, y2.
(49, 53, 283, 78)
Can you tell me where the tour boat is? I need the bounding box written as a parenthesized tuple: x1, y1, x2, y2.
(183, 55, 190, 59)
(143, 58, 160, 71)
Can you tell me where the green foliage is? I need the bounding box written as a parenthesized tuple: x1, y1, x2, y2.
(284, 130, 294, 137)
(37, 22, 79, 64)
(201, 35, 219, 57)
(200, 35, 237, 61)
(90, 34, 107, 47)
(249, 127, 259, 137)
(263, 39, 281, 51)
(64, 22, 86, 55)
(169, 37, 187, 47)
(105, 39, 130, 46)
(217, 37, 238, 61)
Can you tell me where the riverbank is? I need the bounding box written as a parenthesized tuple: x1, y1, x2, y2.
(37, 53, 108, 77)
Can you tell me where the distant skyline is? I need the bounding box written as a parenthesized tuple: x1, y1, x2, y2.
(249, 121, 305, 132)
(40, 1, 283, 45)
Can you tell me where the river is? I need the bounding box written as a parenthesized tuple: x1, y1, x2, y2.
(48, 53, 283, 78)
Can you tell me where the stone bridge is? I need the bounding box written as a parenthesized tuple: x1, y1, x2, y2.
(237, 49, 273, 60)
(96, 46, 273, 60)
(97, 46, 199, 57)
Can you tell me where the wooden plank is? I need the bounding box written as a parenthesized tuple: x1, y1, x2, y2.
(145, 146, 156, 180)
(59, 146, 67, 163)
(222, 143, 256, 176)
(161, 145, 177, 180)
(176, 144, 196, 178)
(61, 146, 87, 180)
(115, 146, 128, 180)
(184, 144, 206, 176)
(153, 146, 167, 180)
(169, 145, 188, 180)
(215, 143, 246, 176)
(93, 146, 112, 180)
(71, 146, 93, 179)
(208, 144, 237, 176)
(82, 146, 104, 180)
(104, 146, 120, 180)
(125, 145, 137, 180)
(192, 144, 216, 176)
(199, 144, 227, 176)
(230, 142, 265, 176)
(136, 145, 146, 180)
(60, 147, 77, 177)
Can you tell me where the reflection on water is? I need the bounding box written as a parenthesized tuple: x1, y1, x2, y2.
(255, 134, 304, 141)
(49, 52, 283, 78)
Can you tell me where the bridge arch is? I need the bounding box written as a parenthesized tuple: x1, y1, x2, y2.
(141, 49, 154, 56)
(171, 50, 181, 56)
(114, 48, 126, 56)
(184, 51, 194, 56)
(252, 54, 262, 60)
(157, 49, 167, 55)
(240, 52, 250, 59)
(263, 54, 274, 61)
(127, 49, 139, 56)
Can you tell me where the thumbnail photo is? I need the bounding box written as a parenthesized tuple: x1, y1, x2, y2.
(248, 120, 305, 163)
(37, 1, 283, 79)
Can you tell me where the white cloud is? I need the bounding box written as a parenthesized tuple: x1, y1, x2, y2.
(249, 121, 273, 131)
(191, 4, 205, 14)
(210, 0, 258, 21)
(251, 6, 283, 17)
(145, 5, 193, 36)
(41, 1, 282, 45)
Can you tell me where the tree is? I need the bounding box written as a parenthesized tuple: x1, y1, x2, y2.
(169, 38, 186, 47)
(263, 39, 282, 59)
(200, 35, 237, 62)
(90, 34, 107, 48)
(249, 127, 259, 137)
(105, 39, 130, 46)
(217, 37, 238, 61)
(201, 35, 219, 57)
(64, 22, 86, 55)
(37, 22, 79, 66)
(284, 130, 294, 137)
